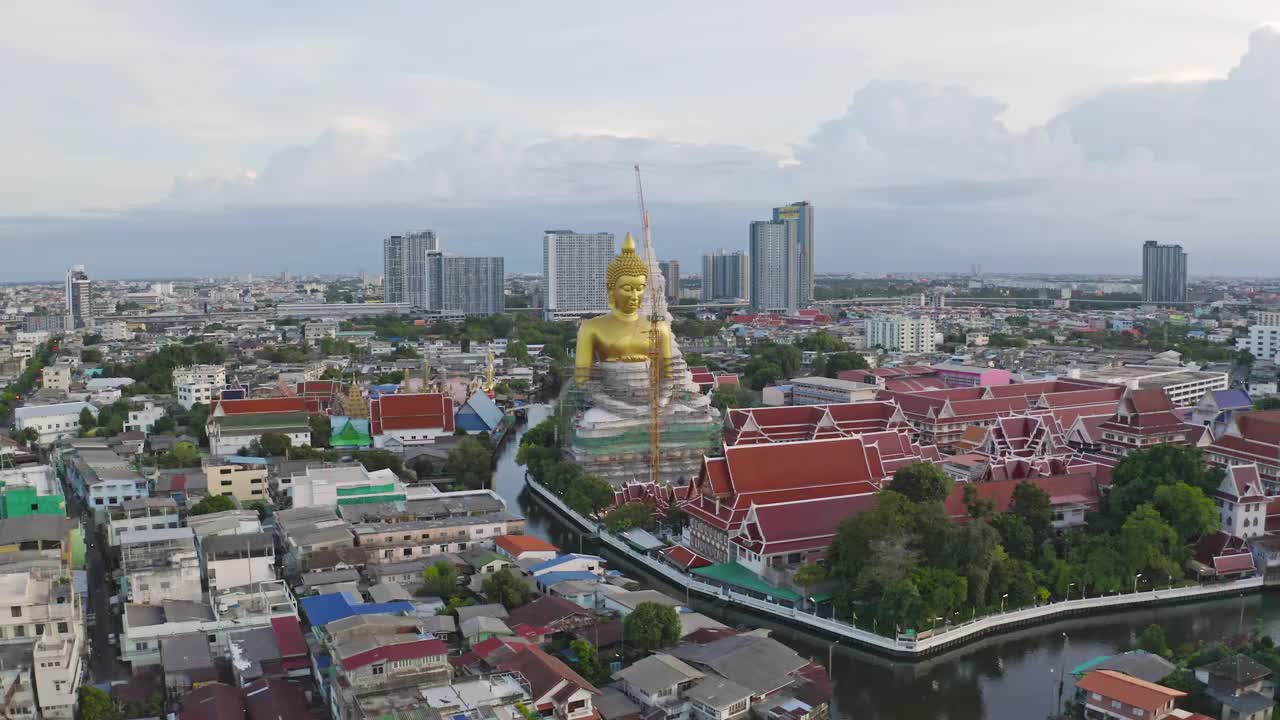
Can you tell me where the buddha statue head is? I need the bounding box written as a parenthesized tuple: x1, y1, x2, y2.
(606, 233, 650, 318)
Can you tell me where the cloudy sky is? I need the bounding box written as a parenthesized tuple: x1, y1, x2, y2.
(3, 2, 1279, 280)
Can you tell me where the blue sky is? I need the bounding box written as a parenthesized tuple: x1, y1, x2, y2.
(3, 2, 1279, 279)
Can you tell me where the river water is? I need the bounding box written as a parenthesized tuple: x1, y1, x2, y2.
(492, 405, 1278, 720)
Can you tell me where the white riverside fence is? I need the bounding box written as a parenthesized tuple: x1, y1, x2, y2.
(524, 476, 1265, 656)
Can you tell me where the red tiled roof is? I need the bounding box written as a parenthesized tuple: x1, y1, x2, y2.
(942, 470, 1104, 521)
(495, 535, 559, 555)
(1214, 553, 1256, 574)
(1076, 670, 1184, 713)
(342, 637, 448, 671)
(179, 683, 245, 720)
(1236, 411, 1280, 444)
(741, 492, 878, 553)
(369, 392, 454, 435)
(216, 397, 307, 415)
(270, 616, 307, 658)
(493, 644, 599, 699)
(1221, 465, 1266, 502)
(885, 377, 949, 392)
(721, 437, 878, 495)
(506, 596, 590, 628)
(1209, 434, 1280, 463)
(661, 544, 713, 570)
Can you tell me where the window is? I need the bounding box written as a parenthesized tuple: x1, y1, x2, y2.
(207, 634, 216, 643)
(57, 623, 68, 633)
(1111, 700, 1121, 709)
(1134, 709, 1144, 717)
(13, 626, 24, 638)
(372, 664, 385, 676)
(10, 607, 20, 618)
(1090, 693, 1101, 701)
(135, 642, 149, 651)
(35, 624, 43, 635)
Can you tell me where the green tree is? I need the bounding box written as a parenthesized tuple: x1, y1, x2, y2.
(963, 484, 995, 520)
(796, 333, 845, 353)
(189, 494, 236, 516)
(15, 428, 39, 447)
(1010, 481, 1053, 544)
(623, 602, 682, 653)
(1152, 482, 1220, 543)
(506, 340, 530, 363)
(1107, 445, 1222, 521)
(157, 441, 201, 469)
(152, 416, 176, 434)
(793, 563, 828, 593)
(78, 686, 122, 720)
(79, 407, 96, 433)
(81, 348, 103, 363)
(421, 560, 459, 598)
(1254, 397, 1280, 410)
(822, 352, 870, 378)
(254, 432, 293, 457)
(604, 502, 653, 532)
(888, 463, 954, 505)
(410, 456, 436, 480)
(710, 384, 752, 411)
(991, 513, 1037, 561)
(569, 639, 609, 685)
(1120, 505, 1183, 582)
(446, 437, 493, 490)
(482, 568, 533, 609)
(1136, 623, 1172, 657)
(564, 473, 617, 516)
(309, 415, 332, 447)
(354, 449, 405, 476)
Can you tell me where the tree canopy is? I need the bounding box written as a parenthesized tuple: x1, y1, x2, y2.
(482, 568, 533, 609)
(623, 602, 682, 653)
(888, 463, 954, 505)
(421, 561, 459, 598)
(190, 494, 236, 516)
(446, 437, 493, 490)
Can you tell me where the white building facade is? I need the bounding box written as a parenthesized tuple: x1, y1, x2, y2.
(866, 316, 938, 353)
(542, 231, 615, 321)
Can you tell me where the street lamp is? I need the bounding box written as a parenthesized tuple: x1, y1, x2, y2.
(931, 616, 943, 632)
(1001, 593, 1010, 613)
(1134, 573, 1143, 594)
(1066, 583, 1075, 601)
(828, 640, 840, 669)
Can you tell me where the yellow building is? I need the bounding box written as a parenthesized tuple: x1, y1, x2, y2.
(203, 458, 270, 503)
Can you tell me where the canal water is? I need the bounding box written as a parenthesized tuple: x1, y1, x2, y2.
(492, 405, 1278, 720)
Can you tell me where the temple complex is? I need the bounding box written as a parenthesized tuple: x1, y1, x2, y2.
(566, 233, 721, 486)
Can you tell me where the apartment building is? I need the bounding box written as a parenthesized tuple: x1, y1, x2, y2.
(119, 528, 202, 605)
(201, 533, 276, 594)
(203, 457, 270, 503)
(107, 498, 181, 546)
(14, 402, 96, 445)
(352, 512, 525, 565)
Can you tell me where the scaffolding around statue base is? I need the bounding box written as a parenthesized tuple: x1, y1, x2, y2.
(565, 354, 722, 487)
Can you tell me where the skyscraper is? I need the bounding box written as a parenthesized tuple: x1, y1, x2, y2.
(658, 261, 680, 303)
(65, 265, 91, 329)
(749, 202, 814, 312)
(542, 230, 615, 320)
(1142, 241, 1187, 304)
(701, 250, 749, 302)
(382, 230, 438, 308)
(429, 255, 505, 316)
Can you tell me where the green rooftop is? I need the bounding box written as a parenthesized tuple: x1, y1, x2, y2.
(692, 562, 802, 602)
(216, 412, 309, 430)
(331, 419, 372, 448)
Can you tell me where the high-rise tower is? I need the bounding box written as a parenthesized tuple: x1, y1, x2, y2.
(382, 230, 438, 308)
(1142, 241, 1187, 304)
(65, 265, 92, 329)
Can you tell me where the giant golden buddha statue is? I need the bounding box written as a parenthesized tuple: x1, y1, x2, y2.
(567, 232, 721, 487)
(575, 233, 671, 383)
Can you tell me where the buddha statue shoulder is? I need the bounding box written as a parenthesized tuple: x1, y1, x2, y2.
(575, 233, 673, 385)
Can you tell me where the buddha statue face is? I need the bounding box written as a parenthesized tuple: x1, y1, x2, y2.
(611, 273, 647, 316)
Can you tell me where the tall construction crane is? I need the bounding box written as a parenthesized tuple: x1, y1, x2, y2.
(635, 164, 663, 485)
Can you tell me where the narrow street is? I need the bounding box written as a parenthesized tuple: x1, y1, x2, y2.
(55, 456, 129, 683)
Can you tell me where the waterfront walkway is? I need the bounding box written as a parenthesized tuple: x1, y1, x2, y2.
(525, 476, 1265, 657)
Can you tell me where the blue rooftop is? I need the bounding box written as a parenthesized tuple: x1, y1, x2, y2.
(223, 455, 268, 465)
(536, 571, 600, 588)
(301, 592, 415, 627)
(528, 554, 604, 574)
(1212, 389, 1253, 410)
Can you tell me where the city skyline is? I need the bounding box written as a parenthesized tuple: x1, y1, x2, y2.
(4, 6, 1280, 279)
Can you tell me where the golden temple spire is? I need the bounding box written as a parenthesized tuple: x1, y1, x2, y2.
(485, 352, 496, 398)
(345, 372, 368, 418)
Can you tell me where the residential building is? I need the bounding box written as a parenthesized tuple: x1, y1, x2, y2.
(866, 316, 937, 352)
(494, 534, 559, 562)
(120, 581, 298, 667)
(107, 497, 181, 546)
(119, 527, 202, 605)
(492, 644, 600, 720)
(274, 507, 355, 575)
(787, 377, 879, 405)
(14, 402, 96, 444)
(613, 654, 705, 720)
(1142, 241, 1188, 304)
(1075, 669, 1185, 720)
(701, 250, 749, 303)
(1238, 323, 1280, 364)
(352, 512, 525, 564)
(204, 457, 270, 503)
(383, 230, 438, 308)
(659, 260, 681, 303)
(324, 616, 451, 720)
(542, 230, 615, 320)
(124, 402, 167, 434)
(0, 466, 65, 519)
(369, 392, 455, 448)
(5, 567, 86, 720)
(1194, 655, 1275, 720)
(666, 634, 812, 703)
(749, 204, 813, 313)
(41, 366, 70, 393)
(0, 645, 37, 720)
(174, 365, 228, 410)
(286, 465, 406, 508)
(201, 533, 276, 594)
(430, 255, 505, 316)
(57, 443, 148, 510)
(206, 397, 311, 457)
(65, 265, 91, 329)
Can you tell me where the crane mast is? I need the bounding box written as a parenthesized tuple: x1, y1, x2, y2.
(635, 164, 662, 485)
